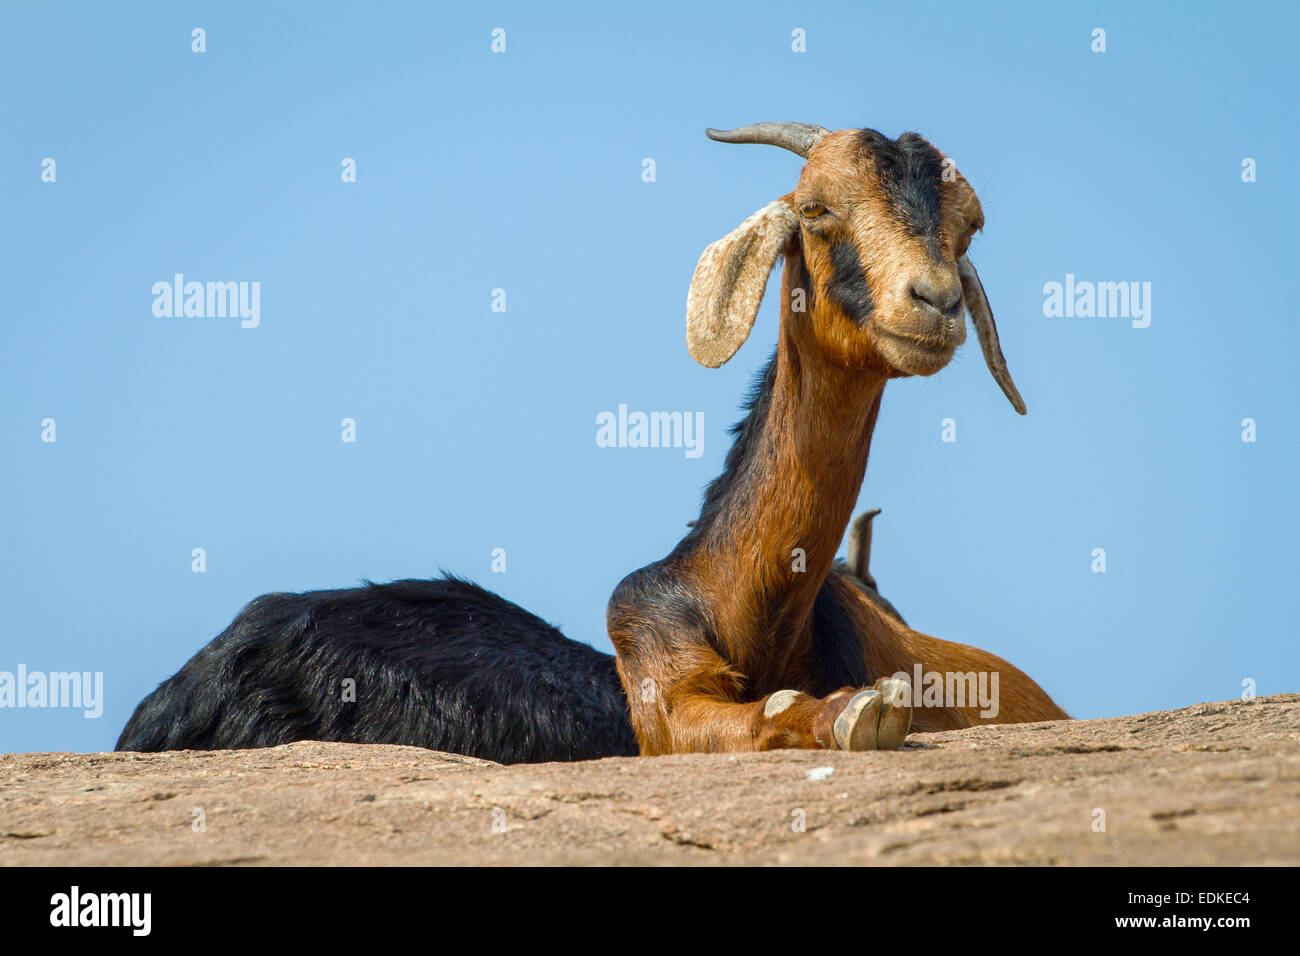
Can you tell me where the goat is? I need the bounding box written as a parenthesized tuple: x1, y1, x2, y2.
(607, 122, 1068, 755)
(117, 507, 901, 761)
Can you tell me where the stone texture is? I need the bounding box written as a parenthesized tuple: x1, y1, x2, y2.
(2, 694, 1296, 866)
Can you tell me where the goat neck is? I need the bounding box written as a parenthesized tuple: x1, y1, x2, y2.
(683, 246, 886, 677)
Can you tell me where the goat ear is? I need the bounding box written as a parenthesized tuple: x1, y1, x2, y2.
(958, 256, 1027, 415)
(686, 198, 799, 368)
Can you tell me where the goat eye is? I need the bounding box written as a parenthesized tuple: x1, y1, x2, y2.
(799, 201, 827, 219)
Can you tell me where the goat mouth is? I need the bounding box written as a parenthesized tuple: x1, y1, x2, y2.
(872, 326, 958, 374)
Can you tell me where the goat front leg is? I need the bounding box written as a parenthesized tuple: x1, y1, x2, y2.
(626, 665, 911, 754)
(666, 680, 910, 753)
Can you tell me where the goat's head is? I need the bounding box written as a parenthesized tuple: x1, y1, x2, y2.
(686, 122, 1025, 414)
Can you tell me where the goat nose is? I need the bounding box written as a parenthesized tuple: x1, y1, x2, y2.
(910, 277, 962, 315)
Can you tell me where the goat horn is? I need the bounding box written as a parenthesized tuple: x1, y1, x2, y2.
(958, 257, 1027, 415)
(705, 122, 830, 159)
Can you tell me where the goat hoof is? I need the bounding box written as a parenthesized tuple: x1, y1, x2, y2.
(873, 678, 912, 750)
(832, 690, 881, 750)
(832, 681, 911, 751)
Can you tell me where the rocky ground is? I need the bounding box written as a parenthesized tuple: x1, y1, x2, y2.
(1, 694, 1296, 866)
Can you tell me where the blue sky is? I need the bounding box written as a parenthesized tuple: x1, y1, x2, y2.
(2, 1, 1296, 753)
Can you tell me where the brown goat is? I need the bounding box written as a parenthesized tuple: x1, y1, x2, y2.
(607, 122, 1067, 755)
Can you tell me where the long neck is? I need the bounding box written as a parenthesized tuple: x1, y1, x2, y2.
(680, 251, 887, 677)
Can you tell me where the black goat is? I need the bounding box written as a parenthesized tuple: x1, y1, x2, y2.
(118, 516, 900, 762)
(116, 577, 638, 763)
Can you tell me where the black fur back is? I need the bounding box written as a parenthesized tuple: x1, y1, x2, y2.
(116, 577, 638, 763)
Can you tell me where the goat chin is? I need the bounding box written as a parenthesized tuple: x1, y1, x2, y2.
(872, 328, 958, 377)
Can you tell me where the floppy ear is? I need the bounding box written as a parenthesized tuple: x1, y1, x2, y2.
(686, 198, 800, 368)
(958, 256, 1027, 415)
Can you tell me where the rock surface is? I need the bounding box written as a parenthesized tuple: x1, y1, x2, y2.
(2, 695, 1297, 866)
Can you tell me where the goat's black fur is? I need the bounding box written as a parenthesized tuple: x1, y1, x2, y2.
(857, 129, 947, 257)
(826, 240, 877, 327)
(116, 577, 638, 763)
